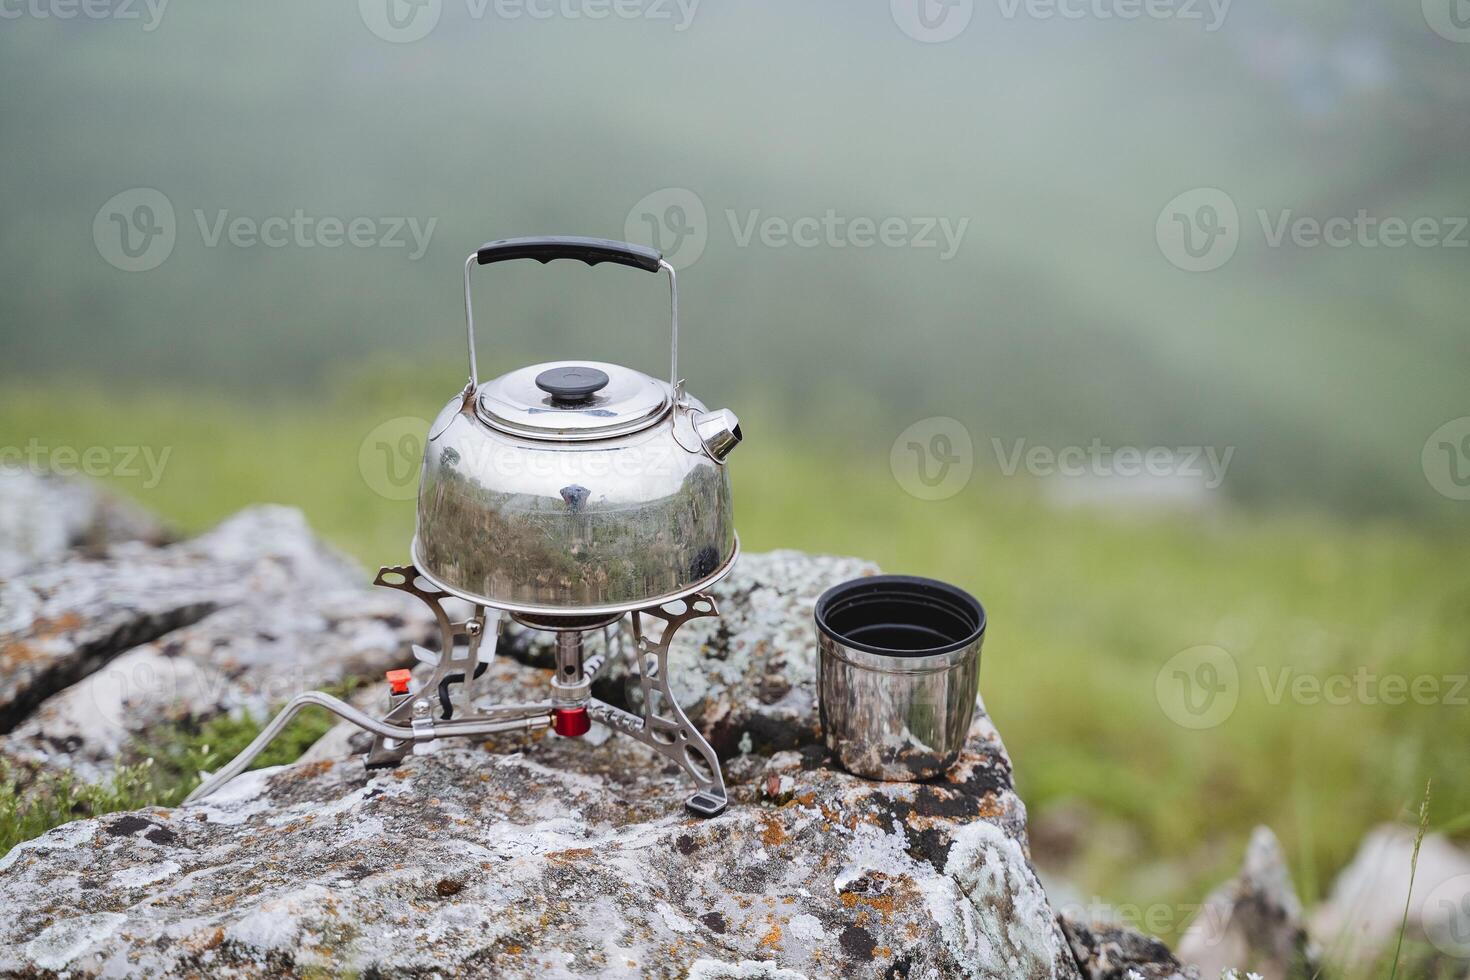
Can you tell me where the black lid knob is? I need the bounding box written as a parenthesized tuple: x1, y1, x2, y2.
(535, 366, 610, 404)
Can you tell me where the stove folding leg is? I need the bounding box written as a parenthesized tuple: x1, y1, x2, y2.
(589, 592, 728, 817)
(367, 564, 501, 768)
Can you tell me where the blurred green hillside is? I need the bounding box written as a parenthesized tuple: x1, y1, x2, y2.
(2, 2, 1468, 520)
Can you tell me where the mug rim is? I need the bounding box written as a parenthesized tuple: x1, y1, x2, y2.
(814, 574, 986, 659)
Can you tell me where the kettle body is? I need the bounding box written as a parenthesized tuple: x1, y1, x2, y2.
(411, 238, 741, 616)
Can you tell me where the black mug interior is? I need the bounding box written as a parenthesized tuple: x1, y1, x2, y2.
(815, 575, 985, 658)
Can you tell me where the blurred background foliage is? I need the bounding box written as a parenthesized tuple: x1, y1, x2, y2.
(2, 0, 1468, 948)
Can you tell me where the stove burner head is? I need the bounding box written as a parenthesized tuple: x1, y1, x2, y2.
(511, 611, 624, 633)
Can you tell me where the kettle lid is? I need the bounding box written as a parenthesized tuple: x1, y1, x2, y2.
(475, 360, 671, 440)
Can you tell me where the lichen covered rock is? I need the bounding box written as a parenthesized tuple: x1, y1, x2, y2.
(0, 506, 427, 768)
(1176, 826, 1316, 980)
(0, 672, 1080, 979)
(1060, 914, 1199, 979)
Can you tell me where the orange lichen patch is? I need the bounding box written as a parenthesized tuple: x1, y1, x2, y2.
(31, 612, 83, 639)
(905, 922, 922, 940)
(180, 928, 225, 954)
(0, 640, 42, 667)
(839, 891, 899, 922)
(759, 816, 788, 847)
(504, 945, 523, 955)
(546, 848, 594, 865)
(875, 947, 892, 958)
(294, 760, 335, 780)
(758, 919, 782, 950)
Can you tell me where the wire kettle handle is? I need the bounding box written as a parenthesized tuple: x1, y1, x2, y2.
(462, 236, 679, 391)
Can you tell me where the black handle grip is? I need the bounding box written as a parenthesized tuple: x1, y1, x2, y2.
(475, 236, 662, 273)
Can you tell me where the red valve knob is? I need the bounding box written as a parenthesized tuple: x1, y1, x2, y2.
(552, 707, 591, 738)
(385, 669, 413, 695)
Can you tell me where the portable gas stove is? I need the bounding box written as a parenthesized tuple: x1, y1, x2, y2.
(187, 236, 742, 817)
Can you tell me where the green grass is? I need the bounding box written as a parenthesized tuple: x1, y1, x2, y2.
(3, 377, 1469, 964)
(0, 694, 348, 857)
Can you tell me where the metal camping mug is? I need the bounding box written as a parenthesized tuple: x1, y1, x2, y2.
(815, 575, 986, 781)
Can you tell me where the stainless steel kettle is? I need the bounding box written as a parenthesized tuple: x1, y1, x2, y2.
(413, 237, 742, 617)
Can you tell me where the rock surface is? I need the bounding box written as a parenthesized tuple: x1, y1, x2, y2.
(0, 484, 1202, 979)
(1176, 826, 1316, 980)
(0, 468, 169, 579)
(1059, 914, 1199, 980)
(0, 506, 429, 768)
(1310, 823, 1470, 971)
(0, 686, 1083, 979)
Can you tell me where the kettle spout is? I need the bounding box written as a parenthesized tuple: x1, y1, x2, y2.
(692, 409, 742, 463)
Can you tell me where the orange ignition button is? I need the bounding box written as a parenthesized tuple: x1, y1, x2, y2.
(386, 669, 413, 695)
(552, 707, 591, 738)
